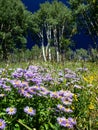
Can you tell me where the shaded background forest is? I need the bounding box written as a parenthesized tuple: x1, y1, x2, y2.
(0, 0, 98, 62)
(22, 0, 98, 49)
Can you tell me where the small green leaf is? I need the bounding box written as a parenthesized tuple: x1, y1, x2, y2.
(44, 124, 49, 130)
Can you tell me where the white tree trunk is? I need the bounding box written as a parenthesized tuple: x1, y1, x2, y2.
(39, 32, 47, 62)
(56, 50, 59, 62)
(49, 48, 51, 61)
(53, 27, 60, 62)
(46, 26, 51, 60)
(42, 42, 47, 62)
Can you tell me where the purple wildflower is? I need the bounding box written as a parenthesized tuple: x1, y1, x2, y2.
(61, 97, 72, 105)
(74, 85, 82, 89)
(31, 86, 41, 91)
(68, 117, 76, 125)
(57, 104, 66, 112)
(27, 87, 37, 95)
(40, 87, 50, 96)
(23, 91, 33, 98)
(63, 91, 74, 98)
(6, 107, 17, 115)
(11, 80, 22, 88)
(57, 117, 66, 126)
(24, 106, 36, 116)
(64, 108, 73, 113)
(58, 71, 63, 77)
(0, 119, 6, 129)
(65, 73, 76, 79)
(24, 71, 34, 79)
(2, 85, 11, 92)
(57, 117, 76, 128)
(50, 91, 59, 98)
(0, 94, 6, 98)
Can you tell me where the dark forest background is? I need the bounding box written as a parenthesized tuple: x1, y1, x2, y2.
(22, 0, 98, 49)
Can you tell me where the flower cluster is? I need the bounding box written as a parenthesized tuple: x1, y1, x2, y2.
(0, 65, 79, 129)
(57, 117, 76, 128)
(57, 104, 73, 113)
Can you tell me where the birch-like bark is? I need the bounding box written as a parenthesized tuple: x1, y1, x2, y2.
(53, 27, 59, 62)
(46, 26, 51, 61)
(48, 48, 51, 61)
(39, 32, 47, 62)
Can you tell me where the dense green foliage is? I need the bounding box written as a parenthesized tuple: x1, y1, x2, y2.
(31, 0, 76, 61)
(0, 0, 97, 62)
(69, 0, 98, 45)
(0, 0, 32, 60)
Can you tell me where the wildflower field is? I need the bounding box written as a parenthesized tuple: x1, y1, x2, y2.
(0, 61, 98, 130)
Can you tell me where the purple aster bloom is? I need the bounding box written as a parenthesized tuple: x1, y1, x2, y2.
(64, 108, 73, 113)
(6, 107, 17, 115)
(27, 87, 37, 95)
(58, 71, 63, 77)
(0, 80, 4, 84)
(44, 74, 53, 81)
(28, 66, 38, 72)
(39, 87, 50, 96)
(12, 72, 23, 78)
(2, 85, 11, 92)
(24, 106, 36, 116)
(62, 100, 72, 105)
(57, 117, 73, 128)
(23, 91, 33, 98)
(57, 90, 74, 98)
(16, 68, 24, 73)
(0, 119, 6, 129)
(57, 117, 66, 126)
(61, 97, 72, 105)
(31, 77, 42, 85)
(39, 90, 50, 96)
(24, 71, 34, 79)
(74, 85, 82, 89)
(63, 91, 74, 98)
(31, 86, 41, 91)
(11, 80, 23, 88)
(0, 94, 6, 98)
(58, 78, 64, 82)
(57, 104, 65, 112)
(40, 87, 48, 91)
(57, 90, 66, 97)
(57, 117, 76, 128)
(50, 91, 59, 98)
(65, 74, 76, 79)
(64, 68, 72, 73)
(64, 119, 73, 128)
(21, 81, 29, 87)
(68, 117, 76, 125)
(76, 67, 88, 72)
(18, 88, 25, 95)
(12, 68, 25, 78)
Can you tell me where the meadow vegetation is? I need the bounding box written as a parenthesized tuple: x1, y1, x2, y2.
(0, 61, 98, 130)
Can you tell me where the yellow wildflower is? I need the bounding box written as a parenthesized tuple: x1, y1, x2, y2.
(74, 94, 78, 101)
(88, 103, 95, 110)
(71, 106, 75, 110)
